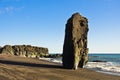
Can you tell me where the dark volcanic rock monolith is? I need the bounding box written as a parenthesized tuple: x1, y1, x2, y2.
(62, 13, 89, 70)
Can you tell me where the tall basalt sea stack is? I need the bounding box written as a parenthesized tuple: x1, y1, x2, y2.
(62, 13, 89, 70)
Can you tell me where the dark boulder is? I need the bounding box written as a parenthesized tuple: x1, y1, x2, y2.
(92, 60, 107, 62)
(62, 13, 89, 70)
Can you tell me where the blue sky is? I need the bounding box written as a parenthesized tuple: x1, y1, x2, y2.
(0, 0, 120, 53)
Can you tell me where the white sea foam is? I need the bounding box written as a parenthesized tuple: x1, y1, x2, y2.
(39, 57, 62, 64)
(85, 62, 120, 76)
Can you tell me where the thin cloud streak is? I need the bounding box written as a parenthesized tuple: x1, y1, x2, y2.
(0, 6, 24, 15)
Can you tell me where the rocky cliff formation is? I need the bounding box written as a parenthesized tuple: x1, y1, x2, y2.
(62, 13, 89, 70)
(0, 45, 48, 58)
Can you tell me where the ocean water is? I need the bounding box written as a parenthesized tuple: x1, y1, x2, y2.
(52, 53, 120, 76)
(88, 54, 120, 63)
(85, 53, 120, 76)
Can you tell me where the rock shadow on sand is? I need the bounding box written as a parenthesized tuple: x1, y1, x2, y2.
(0, 59, 62, 69)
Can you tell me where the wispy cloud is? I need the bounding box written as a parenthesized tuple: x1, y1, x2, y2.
(5, 6, 14, 12)
(0, 6, 14, 14)
(0, 0, 24, 15)
(0, 6, 24, 15)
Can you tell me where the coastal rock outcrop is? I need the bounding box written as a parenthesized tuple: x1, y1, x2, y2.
(62, 13, 89, 69)
(0, 45, 48, 58)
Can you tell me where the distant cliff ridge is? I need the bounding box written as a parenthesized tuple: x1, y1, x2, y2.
(0, 45, 48, 58)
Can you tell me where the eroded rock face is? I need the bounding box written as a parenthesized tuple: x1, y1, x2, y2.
(0, 45, 48, 58)
(62, 13, 89, 69)
(1, 45, 14, 55)
(0, 46, 2, 53)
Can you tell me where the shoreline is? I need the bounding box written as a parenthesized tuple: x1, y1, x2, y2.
(0, 54, 120, 80)
(39, 57, 120, 76)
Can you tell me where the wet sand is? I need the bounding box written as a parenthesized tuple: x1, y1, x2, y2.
(0, 54, 119, 80)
